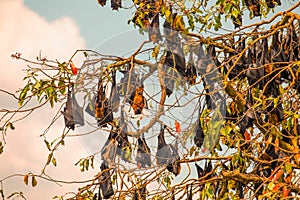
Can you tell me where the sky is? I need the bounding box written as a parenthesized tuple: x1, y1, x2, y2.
(0, 0, 299, 199)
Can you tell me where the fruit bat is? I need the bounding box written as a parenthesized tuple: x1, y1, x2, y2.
(61, 86, 84, 130)
(244, 0, 261, 17)
(148, 14, 162, 43)
(202, 80, 215, 110)
(99, 161, 114, 199)
(118, 64, 139, 98)
(156, 125, 172, 165)
(186, 52, 197, 85)
(136, 134, 151, 168)
(129, 85, 147, 115)
(163, 13, 178, 46)
(111, 0, 121, 10)
(172, 44, 187, 78)
(95, 78, 114, 127)
(246, 40, 264, 89)
(101, 128, 118, 162)
(97, 0, 107, 6)
(162, 63, 176, 97)
(109, 70, 120, 113)
(187, 185, 192, 200)
(166, 141, 181, 176)
(194, 106, 204, 148)
(196, 42, 209, 75)
(116, 110, 131, 162)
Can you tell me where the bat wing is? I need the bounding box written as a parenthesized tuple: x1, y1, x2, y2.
(195, 163, 204, 178)
(149, 14, 162, 43)
(136, 137, 151, 167)
(85, 96, 96, 117)
(100, 161, 114, 199)
(194, 117, 204, 148)
(62, 89, 75, 130)
(72, 92, 85, 126)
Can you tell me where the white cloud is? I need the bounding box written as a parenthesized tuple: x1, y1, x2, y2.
(0, 0, 86, 92)
(0, 0, 96, 199)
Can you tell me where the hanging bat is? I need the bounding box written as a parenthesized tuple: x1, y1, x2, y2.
(109, 70, 120, 113)
(202, 80, 215, 110)
(173, 44, 187, 78)
(156, 125, 172, 165)
(162, 51, 177, 96)
(136, 134, 151, 168)
(148, 14, 162, 43)
(129, 85, 147, 115)
(118, 64, 138, 97)
(101, 128, 118, 162)
(196, 42, 209, 75)
(194, 112, 204, 148)
(116, 110, 132, 162)
(186, 52, 197, 85)
(99, 161, 114, 199)
(163, 13, 178, 45)
(95, 78, 114, 127)
(166, 141, 181, 176)
(111, 0, 121, 10)
(61, 86, 84, 130)
(246, 40, 264, 88)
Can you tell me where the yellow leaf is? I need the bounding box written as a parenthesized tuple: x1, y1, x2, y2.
(52, 157, 57, 167)
(32, 175, 38, 187)
(24, 174, 29, 185)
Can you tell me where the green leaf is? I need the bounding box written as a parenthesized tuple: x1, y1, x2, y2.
(58, 78, 66, 95)
(285, 162, 292, 173)
(18, 83, 31, 107)
(231, 7, 240, 18)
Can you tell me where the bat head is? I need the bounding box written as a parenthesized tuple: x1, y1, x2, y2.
(135, 86, 144, 96)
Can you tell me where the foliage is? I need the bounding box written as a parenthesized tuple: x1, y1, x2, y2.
(1, 0, 300, 199)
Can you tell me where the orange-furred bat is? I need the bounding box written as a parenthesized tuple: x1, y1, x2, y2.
(129, 85, 147, 115)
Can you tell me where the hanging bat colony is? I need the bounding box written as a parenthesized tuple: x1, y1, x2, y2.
(61, 0, 300, 198)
